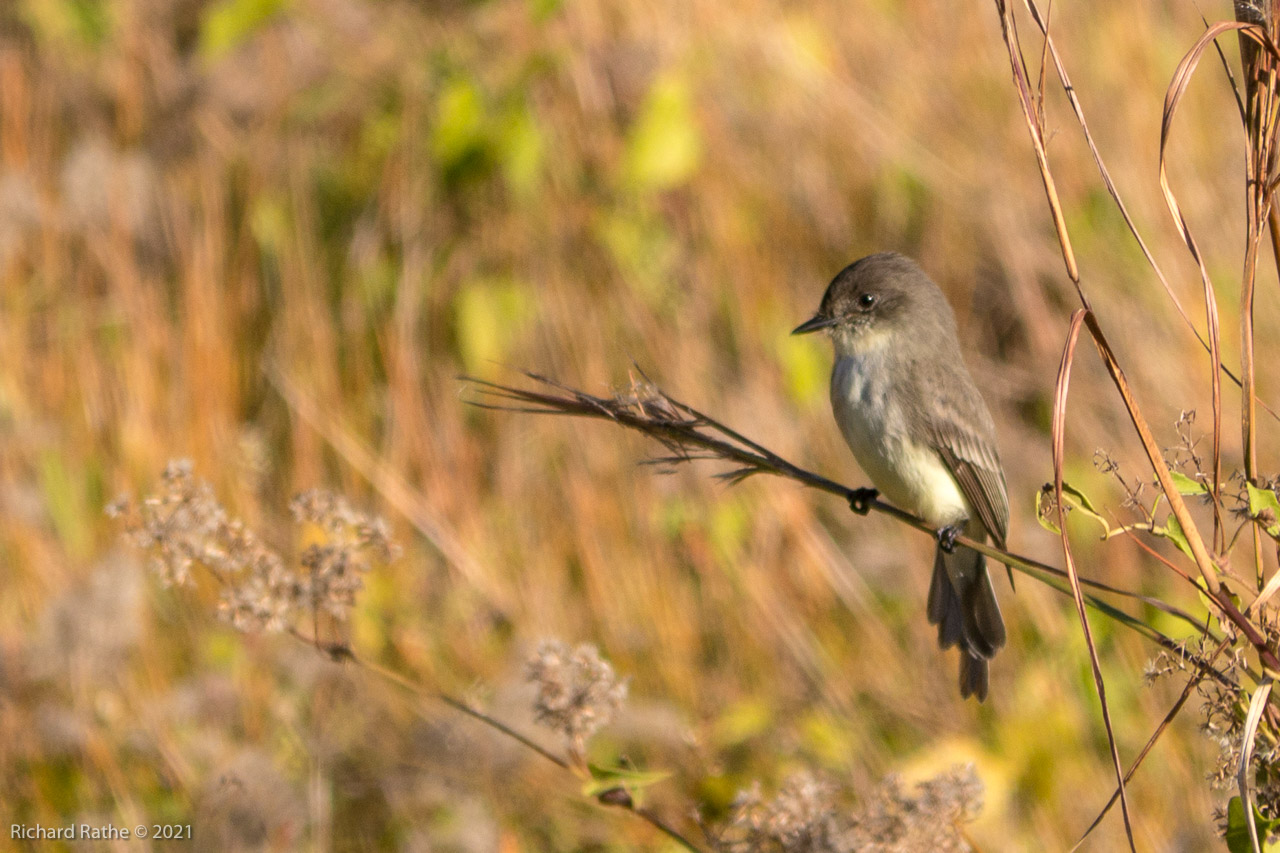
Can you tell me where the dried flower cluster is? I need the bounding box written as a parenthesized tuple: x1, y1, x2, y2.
(291, 489, 398, 620)
(109, 460, 397, 632)
(1143, 630, 1280, 835)
(1116, 410, 1280, 837)
(711, 766, 982, 853)
(1165, 410, 1205, 480)
(524, 640, 628, 752)
(1200, 666, 1280, 831)
(714, 773, 845, 853)
(1093, 449, 1149, 515)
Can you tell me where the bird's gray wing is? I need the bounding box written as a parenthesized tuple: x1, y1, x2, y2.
(927, 416, 1009, 549)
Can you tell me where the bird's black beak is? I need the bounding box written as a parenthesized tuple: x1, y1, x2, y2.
(791, 314, 837, 335)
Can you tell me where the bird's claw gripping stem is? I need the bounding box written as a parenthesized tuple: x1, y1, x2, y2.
(848, 487, 879, 516)
(937, 523, 963, 554)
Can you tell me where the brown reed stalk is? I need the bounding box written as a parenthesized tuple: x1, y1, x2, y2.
(993, 2, 1280, 848)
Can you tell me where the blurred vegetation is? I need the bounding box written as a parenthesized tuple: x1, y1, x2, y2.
(0, 0, 1276, 849)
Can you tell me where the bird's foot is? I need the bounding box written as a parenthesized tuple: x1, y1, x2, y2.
(848, 487, 879, 516)
(937, 523, 964, 554)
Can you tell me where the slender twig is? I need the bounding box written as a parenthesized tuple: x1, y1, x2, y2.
(286, 629, 707, 853)
(1021, 0, 1280, 429)
(463, 373, 1235, 688)
(265, 361, 511, 610)
(988, 3, 1280, 847)
(1053, 310, 1135, 848)
(1237, 6, 1280, 596)
(993, 0, 1082, 290)
(1072, 635, 1236, 850)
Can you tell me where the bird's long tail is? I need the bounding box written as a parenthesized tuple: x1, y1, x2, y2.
(926, 526, 1006, 701)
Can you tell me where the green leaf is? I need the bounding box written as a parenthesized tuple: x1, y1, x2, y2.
(38, 449, 91, 559)
(527, 0, 563, 21)
(1227, 796, 1251, 853)
(1065, 481, 1105, 517)
(799, 710, 855, 768)
(595, 207, 675, 303)
(497, 105, 544, 197)
(200, 0, 286, 60)
(1225, 796, 1280, 853)
(779, 335, 828, 406)
(1248, 483, 1280, 539)
(1169, 469, 1209, 496)
(359, 108, 402, 168)
(623, 71, 702, 191)
(202, 631, 244, 673)
(20, 0, 111, 49)
(709, 498, 749, 564)
(1162, 513, 1194, 561)
(452, 277, 535, 374)
(432, 77, 488, 172)
(1034, 481, 1110, 537)
(1034, 487, 1059, 534)
(712, 698, 773, 747)
(582, 763, 671, 800)
(248, 194, 290, 256)
(65, 0, 109, 46)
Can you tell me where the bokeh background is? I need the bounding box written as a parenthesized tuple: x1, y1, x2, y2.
(1, 0, 1277, 849)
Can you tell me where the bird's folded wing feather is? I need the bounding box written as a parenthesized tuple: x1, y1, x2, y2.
(928, 417, 1009, 549)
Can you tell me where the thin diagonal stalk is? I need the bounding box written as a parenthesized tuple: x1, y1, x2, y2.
(289, 630, 707, 853)
(1031, 0, 1280, 431)
(993, 0, 1082, 291)
(1072, 636, 1236, 850)
(464, 373, 1234, 688)
(1053, 310, 1135, 849)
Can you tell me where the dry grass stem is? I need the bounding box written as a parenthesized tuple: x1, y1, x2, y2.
(466, 372, 1232, 686)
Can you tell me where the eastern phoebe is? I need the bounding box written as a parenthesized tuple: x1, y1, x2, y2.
(793, 252, 1008, 701)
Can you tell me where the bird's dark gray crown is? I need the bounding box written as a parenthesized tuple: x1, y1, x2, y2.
(817, 251, 957, 337)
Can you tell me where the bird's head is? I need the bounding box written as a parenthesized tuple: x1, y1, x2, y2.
(792, 252, 952, 355)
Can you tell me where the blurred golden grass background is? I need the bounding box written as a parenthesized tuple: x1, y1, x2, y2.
(1, 0, 1277, 849)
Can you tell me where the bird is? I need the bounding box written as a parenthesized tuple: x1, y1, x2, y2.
(793, 252, 1009, 700)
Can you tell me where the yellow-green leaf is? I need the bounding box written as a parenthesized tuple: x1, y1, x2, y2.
(201, 0, 286, 60)
(452, 277, 535, 374)
(583, 763, 671, 800)
(432, 78, 487, 170)
(709, 497, 749, 564)
(712, 698, 773, 747)
(1169, 469, 1209, 496)
(595, 207, 675, 303)
(779, 335, 828, 406)
(39, 449, 91, 559)
(799, 711, 855, 768)
(1162, 513, 1194, 561)
(624, 72, 702, 191)
(248, 194, 290, 256)
(498, 105, 544, 197)
(1035, 481, 1110, 538)
(1248, 482, 1280, 539)
(1226, 795, 1280, 853)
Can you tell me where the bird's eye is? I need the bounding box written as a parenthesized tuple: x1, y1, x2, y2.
(857, 293, 877, 310)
